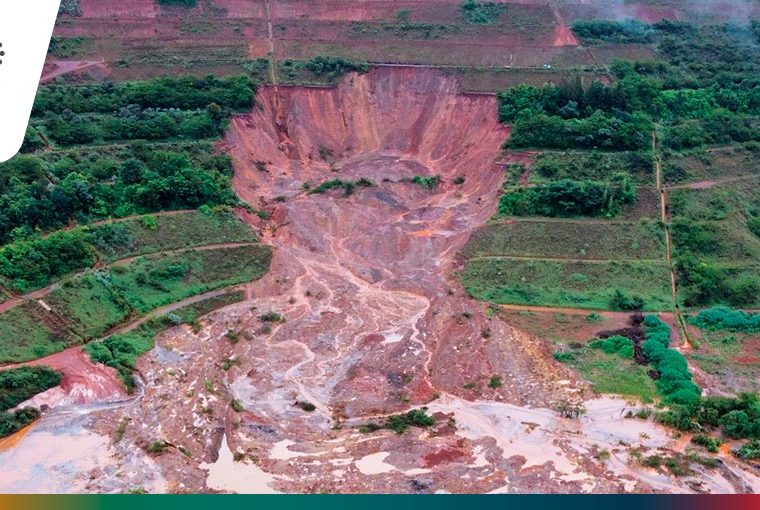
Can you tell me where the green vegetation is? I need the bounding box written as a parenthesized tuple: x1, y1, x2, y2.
(0, 230, 95, 292)
(0, 244, 268, 363)
(691, 434, 722, 453)
(86, 291, 246, 391)
(531, 151, 653, 185)
(463, 220, 664, 261)
(0, 207, 255, 294)
(555, 342, 658, 402)
(0, 143, 236, 246)
(303, 57, 369, 78)
(0, 366, 61, 439)
(572, 20, 653, 44)
(48, 37, 86, 58)
(499, 175, 636, 218)
(46, 274, 130, 339)
(158, 0, 196, 6)
(90, 208, 257, 262)
(643, 316, 701, 406)
(0, 408, 41, 439)
(691, 307, 760, 333)
(58, 0, 82, 17)
(460, 1, 505, 25)
(410, 175, 441, 190)
(359, 408, 435, 434)
(309, 178, 373, 196)
(735, 439, 760, 460)
(462, 258, 671, 311)
(0, 367, 62, 411)
(279, 57, 369, 82)
(296, 400, 316, 412)
(0, 302, 75, 363)
(107, 245, 269, 314)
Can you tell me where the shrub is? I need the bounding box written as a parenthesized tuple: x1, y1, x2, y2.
(691, 434, 722, 453)
(0, 407, 41, 438)
(589, 335, 634, 359)
(734, 439, 760, 460)
(691, 307, 760, 333)
(461, 1, 505, 25)
(384, 408, 435, 434)
(296, 400, 316, 412)
(609, 290, 645, 311)
(499, 175, 635, 218)
(258, 312, 282, 323)
(0, 366, 62, 411)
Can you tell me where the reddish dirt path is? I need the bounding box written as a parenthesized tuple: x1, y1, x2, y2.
(551, 4, 579, 47)
(40, 60, 109, 84)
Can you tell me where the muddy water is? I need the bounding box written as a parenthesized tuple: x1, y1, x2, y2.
(0, 409, 165, 493)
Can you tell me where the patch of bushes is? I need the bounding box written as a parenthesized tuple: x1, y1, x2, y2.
(498, 175, 636, 218)
(691, 306, 760, 333)
(589, 335, 634, 359)
(302, 57, 369, 78)
(734, 439, 760, 460)
(360, 408, 435, 434)
(295, 400, 316, 412)
(0, 407, 40, 438)
(572, 20, 654, 44)
(0, 230, 95, 292)
(642, 315, 701, 406)
(460, 1, 505, 25)
(691, 433, 723, 453)
(0, 366, 62, 411)
(309, 178, 373, 196)
(410, 175, 441, 190)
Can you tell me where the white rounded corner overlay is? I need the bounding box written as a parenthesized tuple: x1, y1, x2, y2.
(0, 1, 61, 163)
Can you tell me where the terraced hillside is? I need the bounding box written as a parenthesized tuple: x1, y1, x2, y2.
(1, 0, 760, 496)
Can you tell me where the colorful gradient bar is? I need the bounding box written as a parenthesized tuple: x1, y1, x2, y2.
(1, 495, 759, 508)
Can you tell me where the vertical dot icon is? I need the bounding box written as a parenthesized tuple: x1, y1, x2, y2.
(0, 42, 4, 65)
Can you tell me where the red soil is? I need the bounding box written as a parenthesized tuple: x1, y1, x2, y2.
(78, 0, 158, 18)
(4, 348, 126, 408)
(551, 6, 579, 47)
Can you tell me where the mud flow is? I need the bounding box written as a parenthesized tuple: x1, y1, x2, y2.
(2, 68, 759, 494)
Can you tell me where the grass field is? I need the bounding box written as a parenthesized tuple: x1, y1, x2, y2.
(0, 302, 76, 363)
(45, 274, 131, 340)
(461, 258, 672, 311)
(685, 316, 760, 394)
(556, 345, 658, 402)
(662, 144, 760, 185)
(0, 245, 271, 362)
(464, 220, 665, 261)
(110, 245, 270, 313)
(90, 208, 257, 263)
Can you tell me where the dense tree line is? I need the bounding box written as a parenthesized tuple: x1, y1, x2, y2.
(571, 19, 654, 44)
(33, 75, 254, 115)
(43, 107, 222, 147)
(501, 21, 760, 151)
(0, 147, 235, 245)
